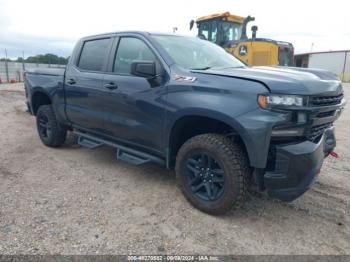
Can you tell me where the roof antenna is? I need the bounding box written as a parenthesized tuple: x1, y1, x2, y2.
(172, 27, 178, 34)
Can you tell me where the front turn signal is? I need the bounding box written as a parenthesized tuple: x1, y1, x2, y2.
(258, 95, 268, 109)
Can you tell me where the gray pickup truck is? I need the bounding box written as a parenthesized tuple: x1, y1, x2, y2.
(24, 31, 346, 214)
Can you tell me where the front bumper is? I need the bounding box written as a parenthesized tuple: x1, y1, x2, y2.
(264, 127, 335, 202)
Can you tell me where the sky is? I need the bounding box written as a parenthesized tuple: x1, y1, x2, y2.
(0, 0, 349, 59)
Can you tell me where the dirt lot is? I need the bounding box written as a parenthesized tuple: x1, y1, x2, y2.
(0, 83, 349, 255)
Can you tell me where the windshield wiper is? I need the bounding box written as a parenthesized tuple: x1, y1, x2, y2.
(190, 66, 245, 71)
(190, 66, 212, 70)
(215, 66, 246, 70)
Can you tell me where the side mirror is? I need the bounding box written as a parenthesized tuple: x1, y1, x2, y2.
(130, 61, 156, 78)
(189, 20, 195, 30)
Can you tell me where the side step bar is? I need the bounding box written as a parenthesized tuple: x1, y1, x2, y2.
(78, 136, 103, 149)
(117, 149, 151, 165)
(74, 130, 165, 166)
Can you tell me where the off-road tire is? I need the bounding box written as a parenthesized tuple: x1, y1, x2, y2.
(36, 105, 67, 147)
(175, 134, 249, 215)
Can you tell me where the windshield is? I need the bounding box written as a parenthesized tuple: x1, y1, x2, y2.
(152, 35, 244, 70)
(278, 46, 294, 66)
(221, 21, 242, 42)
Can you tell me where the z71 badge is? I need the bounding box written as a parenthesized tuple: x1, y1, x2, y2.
(174, 75, 197, 82)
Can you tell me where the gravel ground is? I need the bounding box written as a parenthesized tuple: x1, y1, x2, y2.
(0, 83, 349, 255)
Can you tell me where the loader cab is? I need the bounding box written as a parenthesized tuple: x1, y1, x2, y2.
(194, 12, 245, 47)
(191, 12, 295, 66)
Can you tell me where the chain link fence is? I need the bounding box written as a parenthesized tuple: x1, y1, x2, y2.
(0, 61, 66, 83)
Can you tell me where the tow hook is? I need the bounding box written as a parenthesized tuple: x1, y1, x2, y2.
(330, 151, 339, 158)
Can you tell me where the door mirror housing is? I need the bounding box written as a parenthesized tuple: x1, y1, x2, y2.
(131, 61, 156, 78)
(189, 20, 195, 30)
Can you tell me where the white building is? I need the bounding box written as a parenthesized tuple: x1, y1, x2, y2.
(294, 50, 350, 82)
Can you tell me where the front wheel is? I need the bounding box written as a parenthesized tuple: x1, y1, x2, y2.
(36, 105, 67, 147)
(175, 134, 249, 215)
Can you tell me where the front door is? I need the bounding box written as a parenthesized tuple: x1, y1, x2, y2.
(102, 36, 167, 153)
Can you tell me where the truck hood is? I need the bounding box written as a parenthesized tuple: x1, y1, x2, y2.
(193, 66, 343, 96)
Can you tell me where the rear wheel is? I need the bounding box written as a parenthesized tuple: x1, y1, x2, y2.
(175, 134, 249, 215)
(36, 105, 66, 147)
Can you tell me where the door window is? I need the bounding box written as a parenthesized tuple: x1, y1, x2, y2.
(198, 22, 210, 40)
(210, 20, 218, 43)
(78, 38, 110, 71)
(114, 37, 156, 74)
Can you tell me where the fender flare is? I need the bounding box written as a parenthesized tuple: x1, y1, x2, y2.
(165, 108, 255, 165)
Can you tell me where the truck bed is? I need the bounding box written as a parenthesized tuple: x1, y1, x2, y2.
(24, 67, 66, 117)
(26, 68, 65, 76)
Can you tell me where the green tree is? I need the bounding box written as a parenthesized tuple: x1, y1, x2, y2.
(0, 54, 69, 64)
(0, 58, 11, 61)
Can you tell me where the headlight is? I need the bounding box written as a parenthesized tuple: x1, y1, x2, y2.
(258, 94, 305, 109)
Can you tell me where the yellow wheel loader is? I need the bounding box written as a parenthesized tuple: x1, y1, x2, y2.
(190, 12, 294, 66)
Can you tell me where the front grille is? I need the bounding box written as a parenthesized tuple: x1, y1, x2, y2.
(310, 94, 343, 107)
(316, 110, 335, 118)
(306, 123, 331, 141)
(307, 93, 343, 141)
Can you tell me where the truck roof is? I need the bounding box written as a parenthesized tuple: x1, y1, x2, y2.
(80, 31, 178, 41)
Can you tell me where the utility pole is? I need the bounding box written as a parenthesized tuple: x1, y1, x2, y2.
(4, 49, 10, 83)
(22, 51, 25, 71)
(342, 52, 348, 83)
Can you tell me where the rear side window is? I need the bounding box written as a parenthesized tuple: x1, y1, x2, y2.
(114, 37, 156, 74)
(78, 38, 110, 71)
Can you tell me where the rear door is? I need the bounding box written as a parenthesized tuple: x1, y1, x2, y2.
(65, 37, 113, 133)
(102, 35, 167, 153)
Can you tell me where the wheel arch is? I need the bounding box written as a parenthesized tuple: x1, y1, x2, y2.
(166, 112, 252, 168)
(31, 90, 52, 115)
